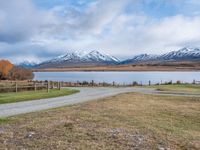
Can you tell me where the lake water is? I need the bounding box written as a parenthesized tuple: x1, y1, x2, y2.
(34, 72, 200, 85)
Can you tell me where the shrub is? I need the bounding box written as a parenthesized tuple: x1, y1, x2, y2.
(9, 66, 34, 80)
(132, 81, 138, 86)
(164, 80, 173, 85)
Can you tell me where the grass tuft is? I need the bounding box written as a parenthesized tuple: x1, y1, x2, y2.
(0, 118, 9, 124)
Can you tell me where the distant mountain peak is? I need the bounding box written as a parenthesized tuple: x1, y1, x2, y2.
(120, 53, 158, 64)
(177, 47, 200, 52)
(160, 47, 200, 60)
(17, 61, 39, 68)
(120, 47, 200, 65)
(37, 50, 120, 68)
(86, 50, 120, 62)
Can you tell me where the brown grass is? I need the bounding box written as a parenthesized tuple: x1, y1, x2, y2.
(33, 61, 200, 72)
(0, 93, 199, 150)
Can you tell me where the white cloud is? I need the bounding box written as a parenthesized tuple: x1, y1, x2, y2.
(1, 0, 200, 63)
(93, 14, 200, 56)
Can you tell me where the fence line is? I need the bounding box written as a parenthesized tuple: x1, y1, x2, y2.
(0, 81, 62, 93)
(0, 79, 199, 94)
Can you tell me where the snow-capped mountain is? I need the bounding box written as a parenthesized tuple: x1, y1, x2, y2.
(160, 47, 200, 60)
(48, 50, 119, 63)
(121, 47, 200, 65)
(85, 50, 119, 62)
(23, 47, 200, 68)
(120, 54, 158, 64)
(48, 51, 87, 63)
(37, 50, 120, 68)
(17, 61, 39, 69)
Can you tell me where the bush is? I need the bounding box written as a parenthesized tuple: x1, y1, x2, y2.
(164, 80, 173, 85)
(9, 66, 34, 80)
(132, 81, 138, 86)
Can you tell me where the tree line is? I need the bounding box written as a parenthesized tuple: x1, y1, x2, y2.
(0, 60, 34, 80)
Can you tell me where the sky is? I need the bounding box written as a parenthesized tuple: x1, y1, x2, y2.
(1, 0, 200, 63)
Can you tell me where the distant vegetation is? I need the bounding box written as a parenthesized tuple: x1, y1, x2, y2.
(0, 60, 34, 80)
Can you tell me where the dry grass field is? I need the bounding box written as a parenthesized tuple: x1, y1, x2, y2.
(33, 61, 200, 72)
(0, 92, 199, 150)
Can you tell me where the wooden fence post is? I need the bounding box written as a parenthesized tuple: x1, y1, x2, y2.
(15, 82, 18, 93)
(51, 81, 54, 89)
(59, 82, 61, 90)
(193, 79, 196, 84)
(34, 82, 37, 91)
(61, 82, 64, 87)
(47, 81, 49, 93)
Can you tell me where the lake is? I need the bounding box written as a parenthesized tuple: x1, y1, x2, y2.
(34, 72, 200, 85)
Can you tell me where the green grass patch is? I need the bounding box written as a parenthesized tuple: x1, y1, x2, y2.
(0, 89, 79, 104)
(0, 118, 9, 124)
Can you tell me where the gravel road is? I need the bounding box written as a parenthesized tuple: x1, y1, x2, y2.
(0, 87, 199, 117)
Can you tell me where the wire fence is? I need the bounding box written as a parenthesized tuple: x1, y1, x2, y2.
(0, 80, 136, 93)
(0, 79, 199, 94)
(0, 81, 48, 93)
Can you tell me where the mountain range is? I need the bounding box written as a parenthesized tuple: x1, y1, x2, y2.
(34, 50, 120, 68)
(120, 47, 200, 64)
(18, 47, 200, 68)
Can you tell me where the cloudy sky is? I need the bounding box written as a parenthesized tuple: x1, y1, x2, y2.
(1, 0, 200, 63)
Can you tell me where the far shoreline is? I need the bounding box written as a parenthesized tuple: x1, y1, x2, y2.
(32, 66, 200, 72)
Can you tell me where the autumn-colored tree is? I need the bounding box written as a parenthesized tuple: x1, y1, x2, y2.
(0, 60, 34, 80)
(0, 60, 14, 80)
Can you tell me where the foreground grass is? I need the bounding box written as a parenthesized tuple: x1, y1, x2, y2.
(0, 118, 9, 124)
(149, 84, 200, 93)
(0, 89, 79, 104)
(0, 93, 199, 150)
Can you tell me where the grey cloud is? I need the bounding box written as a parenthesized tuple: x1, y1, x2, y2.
(0, 0, 44, 43)
(0, 42, 61, 63)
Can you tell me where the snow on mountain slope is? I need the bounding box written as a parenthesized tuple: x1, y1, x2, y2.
(49, 51, 88, 63)
(85, 50, 120, 62)
(17, 61, 39, 68)
(26, 47, 200, 68)
(160, 47, 200, 60)
(121, 47, 200, 65)
(36, 50, 120, 68)
(47, 50, 120, 63)
(120, 54, 158, 64)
